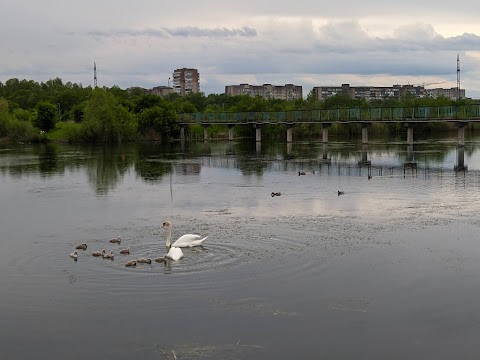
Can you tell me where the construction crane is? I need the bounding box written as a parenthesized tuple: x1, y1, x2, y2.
(411, 81, 448, 88)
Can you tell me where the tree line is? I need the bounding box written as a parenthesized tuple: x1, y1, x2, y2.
(0, 77, 478, 143)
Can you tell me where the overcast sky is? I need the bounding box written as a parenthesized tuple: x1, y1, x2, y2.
(2, 0, 480, 97)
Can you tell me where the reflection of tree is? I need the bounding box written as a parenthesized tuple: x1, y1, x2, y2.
(134, 143, 173, 183)
(38, 143, 62, 176)
(234, 140, 268, 176)
(135, 159, 172, 183)
(84, 145, 135, 195)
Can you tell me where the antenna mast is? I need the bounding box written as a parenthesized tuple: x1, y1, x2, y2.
(94, 62, 98, 88)
(456, 54, 461, 100)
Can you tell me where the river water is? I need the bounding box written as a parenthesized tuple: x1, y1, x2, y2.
(2, 135, 480, 359)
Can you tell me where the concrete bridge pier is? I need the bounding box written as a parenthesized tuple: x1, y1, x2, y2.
(457, 122, 467, 146)
(406, 124, 414, 145)
(406, 145, 414, 163)
(361, 123, 371, 144)
(404, 144, 417, 176)
(321, 143, 331, 164)
(254, 124, 262, 142)
(455, 145, 468, 172)
(180, 126, 186, 140)
(227, 124, 235, 141)
(287, 143, 293, 157)
(287, 124, 294, 143)
(358, 144, 371, 166)
(322, 123, 331, 143)
(203, 124, 210, 141)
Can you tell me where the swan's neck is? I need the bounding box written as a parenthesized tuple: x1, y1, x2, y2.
(166, 225, 172, 248)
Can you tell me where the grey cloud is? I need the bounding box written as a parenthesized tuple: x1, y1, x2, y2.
(164, 26, 256, 37)
(309, 22, 480, 53)
(85, 29, 167, 38)
(81, 26, 256, 39)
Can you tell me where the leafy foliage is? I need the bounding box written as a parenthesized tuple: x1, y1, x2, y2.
(34, 102, 57, 131)
(1, 76, 479, 143)
(82, 88, 137, 142)
(137, 104, 177, 139)
(0, 98, 45, 143)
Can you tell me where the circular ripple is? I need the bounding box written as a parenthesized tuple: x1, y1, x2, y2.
(5, 215, 339, 306)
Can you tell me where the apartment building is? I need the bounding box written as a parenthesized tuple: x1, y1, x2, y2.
(427, 87, 465, 100)
(312, 84, 428, 101)
(148, 86, 174, 97)
(126, 86, 174, 97)
(172, 68, 200, 96)
(225, 83, 303, 100)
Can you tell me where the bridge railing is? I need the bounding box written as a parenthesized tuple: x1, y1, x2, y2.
(176, 105, 480, 123)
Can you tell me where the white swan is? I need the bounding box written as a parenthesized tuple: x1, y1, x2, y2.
(160, 220, 184, 261)
(166, 246, 184, 261)
(162, 220, 208, 248)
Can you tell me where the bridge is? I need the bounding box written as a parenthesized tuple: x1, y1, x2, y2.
(176, 104, 480, 145)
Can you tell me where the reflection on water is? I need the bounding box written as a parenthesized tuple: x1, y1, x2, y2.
(0, 134, 478, 194)
(3, 134, 480, 359)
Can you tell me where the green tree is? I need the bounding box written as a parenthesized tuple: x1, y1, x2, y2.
(70, 103, 85, 123)
(82, 88, 137, 142)
(133, 94, 163, 113)
(34, 101, 57, 131)
(137, 104, 177, 139)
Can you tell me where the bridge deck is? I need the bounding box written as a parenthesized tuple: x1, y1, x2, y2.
(177, 105, 480, 125)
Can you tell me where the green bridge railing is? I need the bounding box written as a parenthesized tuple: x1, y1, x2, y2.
(177, 105, 480, 124)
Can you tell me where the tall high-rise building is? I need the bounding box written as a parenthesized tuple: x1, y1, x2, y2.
(172, 68, 200, 96)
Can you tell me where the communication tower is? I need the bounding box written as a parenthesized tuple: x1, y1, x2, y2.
(94, 62, 98, 88)
(456, 54, 461, 100)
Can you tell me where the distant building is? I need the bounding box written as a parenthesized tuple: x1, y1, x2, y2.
(126, 86, 174, 97)
(126, 86, 148, 95)
(312, 84, 428, 101)
(172, 68, 200, 96)
(225, 83, 302, 100)
(427, 87, 465, 100)
(147, 86, 174, 97)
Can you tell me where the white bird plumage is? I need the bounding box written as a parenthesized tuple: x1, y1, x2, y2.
(162, 220, 208, 248)
(166, 246, 184, 261)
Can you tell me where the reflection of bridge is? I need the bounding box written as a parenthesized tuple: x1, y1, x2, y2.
(199, 143, 469, 174)
(177, 105, 480, 145)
